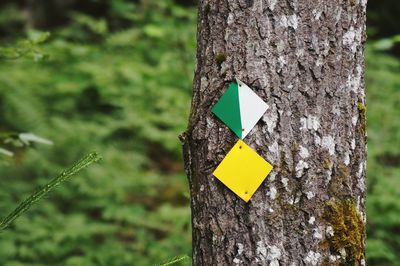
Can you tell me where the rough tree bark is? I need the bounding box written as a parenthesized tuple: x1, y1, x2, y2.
(182, 0, 367, 265)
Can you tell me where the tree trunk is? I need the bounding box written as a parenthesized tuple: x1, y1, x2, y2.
(182, 0, 367, 265)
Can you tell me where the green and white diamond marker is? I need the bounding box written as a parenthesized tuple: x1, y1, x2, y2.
(211, 79, 268, 139)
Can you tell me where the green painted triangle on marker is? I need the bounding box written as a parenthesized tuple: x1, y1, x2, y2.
(211, 82, 242, 138)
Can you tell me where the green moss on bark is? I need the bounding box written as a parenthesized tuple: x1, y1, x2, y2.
(357, 102, 366, 115)
(321, 151, 333, 169)
(205, 3, 211, 14)
(324, 199, 365, 266)
(328, 163, 350, 198)
(215, 53, 226, 66)
(357, 102, 367, 137)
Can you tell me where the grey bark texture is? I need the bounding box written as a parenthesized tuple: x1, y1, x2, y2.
(182, 0, 367, 265)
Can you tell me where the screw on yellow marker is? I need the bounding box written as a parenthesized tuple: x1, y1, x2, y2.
(213, 140, 273, 202)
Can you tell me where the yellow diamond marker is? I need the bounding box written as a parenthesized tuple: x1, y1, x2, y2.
(213, 140, 273, 202)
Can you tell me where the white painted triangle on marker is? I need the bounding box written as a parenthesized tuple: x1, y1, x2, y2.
(236, 79, 268, 139)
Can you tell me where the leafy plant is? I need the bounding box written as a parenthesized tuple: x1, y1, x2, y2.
(0, 31, 50, 61)
(365, 39, 400, 265)
(0, 1, 194, 265)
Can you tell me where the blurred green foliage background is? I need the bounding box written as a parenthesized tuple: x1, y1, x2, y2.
(0, 1, 398, 265)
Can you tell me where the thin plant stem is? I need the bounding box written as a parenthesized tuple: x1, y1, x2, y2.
(157, 255, 190, 266)
(0, 152, 101, 232)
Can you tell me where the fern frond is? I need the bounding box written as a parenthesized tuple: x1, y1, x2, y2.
(0, 152, 101, 232)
